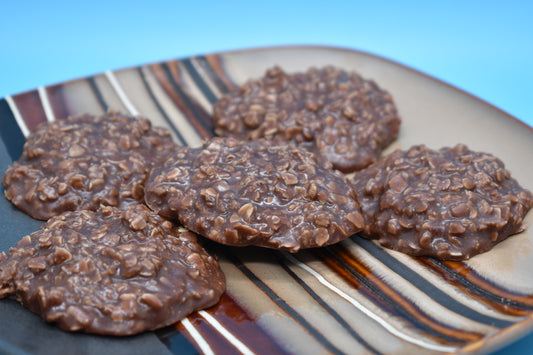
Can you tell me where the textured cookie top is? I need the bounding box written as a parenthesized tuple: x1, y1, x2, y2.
(350, 144, 533, 260)
(2, 112, 177, 220)
(145, 138, 364, 252)
(0, 204, 225, 335)
(213, 66, 401, 172)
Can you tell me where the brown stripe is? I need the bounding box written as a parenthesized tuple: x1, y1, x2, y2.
(320, 245, 484, 344)
(201, 54, 239, 92)
(351, 238, 520, 325)
(184, 312, 241, 355)
(11, 91, 47, 131)
(419, 259, 533, 314)
(461, 315, 533, 353)
(170, 293, 289, 354)
(207, 294, 286, 354)
(46, 84, 71, 119)
(204, 292, 290, 354)
(166, 61, 214, 133)
(443, 261, 533, 306)
(135, 67, 188, 146)
(225, 249, 346, 354)
(148, 63, 213, 139)
(277, 252, 382, 355)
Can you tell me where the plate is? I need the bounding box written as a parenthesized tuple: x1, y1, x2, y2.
(1, 45, 533, 355)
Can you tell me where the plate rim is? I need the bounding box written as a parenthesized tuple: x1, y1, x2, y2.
(4, 44, 532, 134)
(2, 44, 533, 355)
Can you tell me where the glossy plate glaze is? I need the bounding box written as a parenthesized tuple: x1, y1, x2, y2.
(1, 46, 533, 355)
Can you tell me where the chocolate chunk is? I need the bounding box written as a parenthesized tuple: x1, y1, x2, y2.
(350, 144, 533, 260)
(2, 112, 178, 220)
(0, 204, 225, 335)
(213, 66, 401, 172)
(145, 137, 364, 252)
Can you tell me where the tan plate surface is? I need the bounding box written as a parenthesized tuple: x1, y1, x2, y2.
(1, 45, 533, 355)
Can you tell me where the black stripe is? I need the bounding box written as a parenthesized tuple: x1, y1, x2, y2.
(87, 76, 109, 112)
(196, 56, 232, 94)
(427, 258, 533, 311)
(225, 250, 346, 355)
(181, 58, 218, 104)
(137, 67, 188, 146)
(277, 252, 382, 355)
(352, 237, 515, 327)
(161, 62, 214, 136)
(0, 98, 25, 160)
(322, 246, 469, 344)
(156, 325, 200, 355)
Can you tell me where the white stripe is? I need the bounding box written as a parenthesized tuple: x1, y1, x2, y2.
(105, 70, 139, 115)
(198, 310, 256, 355)
(180, 317, 214, 355)
(4, 95, 30, 137)
(37, 86, 56, 122)
(284, 254, 459, 353)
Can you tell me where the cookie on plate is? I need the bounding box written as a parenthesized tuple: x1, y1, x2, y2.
(145, 137, 364, 252)
(350, 144, 533, 260)
(2, 112, 178, 220)
(0, 204, 225, 335)
(213, 66, 401, 173)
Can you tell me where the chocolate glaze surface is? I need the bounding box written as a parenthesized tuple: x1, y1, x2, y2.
(2, 112, 178, 220)
(350, 144, 533, 260)
(145, 137, 364, 252)
(0, 204, 225, 335)
(213, 66, 401, 172)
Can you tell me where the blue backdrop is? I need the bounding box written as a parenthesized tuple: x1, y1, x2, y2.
(1, 1, 532, 353)
(1, 1, 531, 127)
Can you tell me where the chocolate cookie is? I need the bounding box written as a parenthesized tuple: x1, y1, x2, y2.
(145, 137, 364, 252)
(2, 112, 178, 220)
(213, 66, 401, 173)
(0, 204, 225, 335)
(350, 144, 533, 260)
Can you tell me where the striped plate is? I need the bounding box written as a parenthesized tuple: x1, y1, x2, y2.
(1, 46, 533, 355)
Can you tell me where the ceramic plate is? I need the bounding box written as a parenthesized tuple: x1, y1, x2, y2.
(1, 46, 533, 355)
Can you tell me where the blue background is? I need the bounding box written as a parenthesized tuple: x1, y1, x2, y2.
(1, 1, 532, 353)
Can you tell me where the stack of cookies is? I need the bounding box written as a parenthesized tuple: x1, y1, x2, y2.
(1, 65, 532, 336)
